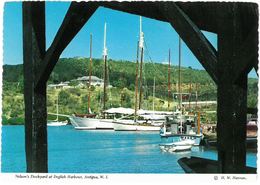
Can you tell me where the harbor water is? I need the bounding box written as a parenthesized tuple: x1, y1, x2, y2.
(1, 125, 257, 173)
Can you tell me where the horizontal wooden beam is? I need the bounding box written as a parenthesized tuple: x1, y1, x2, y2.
(35, 2, 98, 89)
(102, 2, 164, 22)
(101, 2, 219, 33)
(158, 2, 218, 84)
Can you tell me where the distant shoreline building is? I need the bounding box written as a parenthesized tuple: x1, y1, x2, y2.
(47, 81, 71, 89)
(76, 76, 104, 87)
(47, 76, 113, 89)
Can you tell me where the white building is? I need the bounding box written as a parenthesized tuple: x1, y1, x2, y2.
(76, 76, 104, 86)
(47, 82, 72, 89)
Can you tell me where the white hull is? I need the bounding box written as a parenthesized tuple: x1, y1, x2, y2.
(98, 119, 114, 129)
(47, 121, 67, 126)
(113, 121, 161, 131)
(160, 134, 203, 146)
(159, 140, 193, 152)
(173, 139, 195, 146)
(69, 116, 114, 130)
(69, 116, 163, 131)
(168, 145, 192, 152)
(75, 126, 96, 130)
(69, 116, 99, 128)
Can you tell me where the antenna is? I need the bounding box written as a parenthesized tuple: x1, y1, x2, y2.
(103, 23, 107, 57)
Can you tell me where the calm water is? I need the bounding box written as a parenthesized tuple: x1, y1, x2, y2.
(1, 125, 257, 173)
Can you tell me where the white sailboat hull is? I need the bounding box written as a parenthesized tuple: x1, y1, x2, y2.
(69, 116, 99, 128)
(69, 116, 114, 130)
(47, 121, 67, 127)
(98, 119, 114, 129)
(113, 121, 161, 131)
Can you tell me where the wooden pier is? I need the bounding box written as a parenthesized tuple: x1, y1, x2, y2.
(22, 2, 258, 173)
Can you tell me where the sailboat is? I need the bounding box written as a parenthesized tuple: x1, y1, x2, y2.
(113, 17, 165, 131)
(47, 93, 68, 126)
(69, 24, 115, 130)
(70, 20, 172, 131)
(160, 37, 203, 146)
(70, 24, 139, 130)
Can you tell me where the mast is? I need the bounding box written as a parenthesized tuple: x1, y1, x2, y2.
(56, 94, 59, 121)
(195, 83, 198, 111)
(178, 36, 183, 134)
(189, 81, 192, 110)
(153, 77, 155, 113)
(138, 16, 144, 110)
(178, 36, 182, 112)
(103, 23, 108, 113)
(134, 41, 139, 122)
(168, 49, 171, 111)
(87, 34, 93, 113)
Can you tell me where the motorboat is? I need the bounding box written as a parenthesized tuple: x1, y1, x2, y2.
(159, 139, 194, 152)
(160, 112, 203, 145)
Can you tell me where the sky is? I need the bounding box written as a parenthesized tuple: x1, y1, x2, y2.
(3, 1, 258, 78)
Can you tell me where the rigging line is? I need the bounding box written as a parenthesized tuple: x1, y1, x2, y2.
(142, 40, 158, 109)
(143, 38, 170, 79)
(143, 38, 178, 75)
(143, 39, 177, 102)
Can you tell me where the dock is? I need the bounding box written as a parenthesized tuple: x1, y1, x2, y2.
(178, 157, 257, 174)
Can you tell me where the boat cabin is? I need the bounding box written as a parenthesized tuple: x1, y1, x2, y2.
(162, 112, 199, 136)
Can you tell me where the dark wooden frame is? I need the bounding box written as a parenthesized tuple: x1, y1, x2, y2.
(22, 1, 258, 173)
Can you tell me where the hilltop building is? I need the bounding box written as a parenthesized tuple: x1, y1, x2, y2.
(76, 76, 103, 86)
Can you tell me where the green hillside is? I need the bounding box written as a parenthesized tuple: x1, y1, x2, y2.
(2, 57, 258, 125)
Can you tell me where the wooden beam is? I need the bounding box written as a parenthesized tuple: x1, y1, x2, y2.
(178, 156, 256, 173)
(254, 60, 258, 76)
(101, 2, 219, 32)
(102, 2, 165, 22)
(158, 2, 218, 84)
(216, 3, 248, 173)
(22, 2, 47, 172)
(176, 2, 219, 33)
(247, 107, 258, 115)
(36, 2, 98, 89)
(232, 24, 258, 83)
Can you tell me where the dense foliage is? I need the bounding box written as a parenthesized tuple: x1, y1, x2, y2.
(2, 57, 258, 125)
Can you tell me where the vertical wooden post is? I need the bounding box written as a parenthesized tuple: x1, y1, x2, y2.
(217, 4, 247, 173)
(23, 2, 47, 172)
